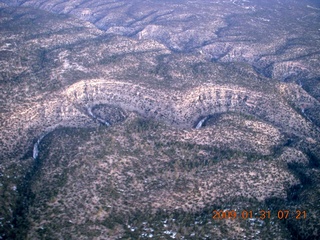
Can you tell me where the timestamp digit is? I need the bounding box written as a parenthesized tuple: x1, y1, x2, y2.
(241, 210, 253, 219)
(278, 210, 289, 219)
(296, 210, 307, 219)
(260, 210, 271, 220)
(228, 210, 237, 219)
(212, 210, 222, 219)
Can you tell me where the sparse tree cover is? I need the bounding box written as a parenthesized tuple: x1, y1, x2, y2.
(0, 0, 319, 239)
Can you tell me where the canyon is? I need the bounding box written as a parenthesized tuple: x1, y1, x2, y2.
(0, 1, 319, 239)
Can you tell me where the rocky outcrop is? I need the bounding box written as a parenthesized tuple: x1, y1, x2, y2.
(1, 79, 318, 160)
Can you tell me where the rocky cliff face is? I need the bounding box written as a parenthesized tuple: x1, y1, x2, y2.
(2, 78, 318, 161)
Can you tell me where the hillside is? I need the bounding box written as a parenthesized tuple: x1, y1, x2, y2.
(0, 1, 319, 239)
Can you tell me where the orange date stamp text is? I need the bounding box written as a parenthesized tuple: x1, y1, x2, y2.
(212, 209, 307, 220)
